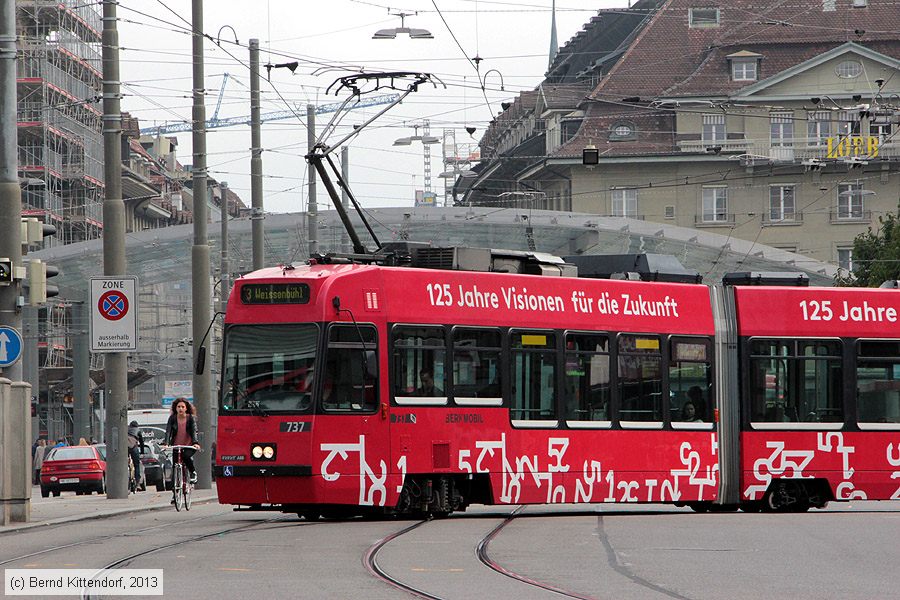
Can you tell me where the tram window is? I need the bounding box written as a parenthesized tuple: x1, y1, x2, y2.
(221, 324, 318, 413)
(392, 325, 447, 405)
(564, 333, 610, 423)
(452, 328, 502, 405)
(748, 339, 842, 425)
(618, 335, 662, 425)
(511, 331, 557, 424)
(857, 340, 900, 428)
(322, 324, 378, 413)
(670, 338, 712, 425)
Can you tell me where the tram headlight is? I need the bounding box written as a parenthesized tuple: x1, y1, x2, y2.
(250, 443, 277, 461)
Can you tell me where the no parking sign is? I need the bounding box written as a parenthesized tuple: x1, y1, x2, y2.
(90, 277, 138, 352)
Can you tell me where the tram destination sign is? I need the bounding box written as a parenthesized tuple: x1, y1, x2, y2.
(240, 283, 310, 305)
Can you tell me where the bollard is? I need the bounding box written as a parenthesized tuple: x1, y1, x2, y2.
(0, 378, 32, 524)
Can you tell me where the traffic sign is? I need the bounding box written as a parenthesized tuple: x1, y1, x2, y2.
(0, 326, 24, 368)
(90, 277, 139, 352)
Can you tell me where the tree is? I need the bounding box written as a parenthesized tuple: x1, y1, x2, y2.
(836, 203, 900, 287)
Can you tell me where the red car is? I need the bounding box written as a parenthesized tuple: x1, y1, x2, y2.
(40, 445, 106, 497)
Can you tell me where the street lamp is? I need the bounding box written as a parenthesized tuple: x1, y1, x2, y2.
(373, 12, 433, 39)
(394, 121, 439, 204)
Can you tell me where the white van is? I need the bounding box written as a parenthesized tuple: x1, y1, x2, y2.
(127, 408, 169, 443)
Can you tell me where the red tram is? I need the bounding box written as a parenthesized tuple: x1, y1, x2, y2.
(214, 249, 900, 516)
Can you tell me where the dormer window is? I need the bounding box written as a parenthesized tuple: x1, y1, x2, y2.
(609, 121, 637, 141)
(689, 7, 720, 28)
(727, 51, 762, 82)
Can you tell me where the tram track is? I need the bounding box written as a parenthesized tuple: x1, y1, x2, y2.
(0, 511, 228, 568)
(365, 508, 611, 600)
(81, 514, 294, 600)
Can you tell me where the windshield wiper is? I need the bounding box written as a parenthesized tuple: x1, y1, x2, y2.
(247, 400, 269, 418)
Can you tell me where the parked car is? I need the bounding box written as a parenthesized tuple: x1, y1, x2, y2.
(140, 440, 173, 491)
(40, 445, 106, 497)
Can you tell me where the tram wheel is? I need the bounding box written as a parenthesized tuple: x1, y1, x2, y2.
(688, 502, 710, 513)
(764, 480, 810, 513)
(298, 512, 320, 521)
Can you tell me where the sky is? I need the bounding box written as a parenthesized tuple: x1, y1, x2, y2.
(116, 0, 626, 213)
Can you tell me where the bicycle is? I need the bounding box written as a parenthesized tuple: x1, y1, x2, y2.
(166, 445, 198, 511)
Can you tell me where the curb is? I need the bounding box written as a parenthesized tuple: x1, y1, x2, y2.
(0, 493, 220, 535)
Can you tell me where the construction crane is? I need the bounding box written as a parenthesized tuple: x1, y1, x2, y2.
(140, 73, 400, 135)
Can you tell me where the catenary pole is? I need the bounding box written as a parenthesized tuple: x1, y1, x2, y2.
(307, 105, 317, 256)
(250, 39, 264, 270)
(101, 0, 129, 499)
(191, 0, 212, 489)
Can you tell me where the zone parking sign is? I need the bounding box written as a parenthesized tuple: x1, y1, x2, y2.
(90, 277, 139, 352)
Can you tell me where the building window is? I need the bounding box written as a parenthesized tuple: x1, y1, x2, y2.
(837, 182, 864, 219)
(611, 188, 638, 218)
(807, 111, 832, 146)
(837, 248, 854, 272)
(689, 7, 720, 28)
(701, 113, 726, 144)
(838, 111, 862, 136)
(769, 185, 796, 221)
(870, 112, 894, 143)
(836, 60, 863, 79)
(731, 59, 757, 81)
(770, 112, 794, 147)
(701, 187, 728, 222)
(609, 121, 636, 141)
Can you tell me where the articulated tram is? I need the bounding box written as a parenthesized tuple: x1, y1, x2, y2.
(213, 249, 900, 517)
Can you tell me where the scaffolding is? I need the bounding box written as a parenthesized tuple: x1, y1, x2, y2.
(16, 0, 104, 246)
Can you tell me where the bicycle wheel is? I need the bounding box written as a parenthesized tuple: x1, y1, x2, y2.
(184, 471, 192, 511)
(173, 465, 184, 512)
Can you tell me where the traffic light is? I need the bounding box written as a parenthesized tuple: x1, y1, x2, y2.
(21, 218, 59, 305)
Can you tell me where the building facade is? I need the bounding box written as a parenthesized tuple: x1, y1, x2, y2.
(466, 0, 900, 272)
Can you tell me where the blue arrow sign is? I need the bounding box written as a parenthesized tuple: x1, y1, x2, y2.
(0, 326, 24, 368)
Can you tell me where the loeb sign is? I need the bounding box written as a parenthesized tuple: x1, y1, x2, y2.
(90, 277, 138, 352)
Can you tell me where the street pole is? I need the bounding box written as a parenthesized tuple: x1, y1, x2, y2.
(307, 105, 318, 256)
(1, 0, 33, 525)
(72, 299, 90, 443)
(0, 0, 23, 382)
(340, 146, 351, 253)
(249, 39, 264, 271)
(101, 0, 129, 499)
(191, 0, 212, 489)
(219, 181, 229, 308)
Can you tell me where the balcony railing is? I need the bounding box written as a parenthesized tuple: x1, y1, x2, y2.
(679, 137, 900, 161)
(694, 213, 736, 227)
(762, 211, 804, 226)
(829, 210, 872, 224)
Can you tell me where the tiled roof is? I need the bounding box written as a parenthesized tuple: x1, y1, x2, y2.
(592, 0, 900, 100)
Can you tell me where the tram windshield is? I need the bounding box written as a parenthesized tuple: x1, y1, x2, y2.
(221, 324, 319, 413)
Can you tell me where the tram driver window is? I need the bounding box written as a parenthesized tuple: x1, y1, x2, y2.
(748, 339, 843, 425)
(322, 324, 378, 413)
(564, 333, 610, 423)
(857, 340, 900, 428)
(511, 331, 557, 425)
(392, 325, 447, 404)
(221, 324, 318, 412)
(618, 335, 662, 425)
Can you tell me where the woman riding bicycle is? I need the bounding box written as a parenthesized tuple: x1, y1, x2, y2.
(164, 397, 200, 485)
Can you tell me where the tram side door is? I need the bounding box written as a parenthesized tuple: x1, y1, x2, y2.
(320, 323, 390, 506)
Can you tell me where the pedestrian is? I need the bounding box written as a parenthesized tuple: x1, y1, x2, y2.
(53, 438, 66, 448)
(77, 437, 89, 446)
(33, 439, 46, 485)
